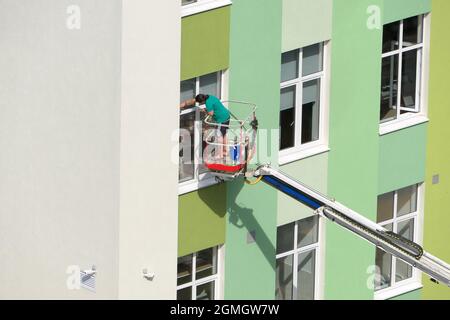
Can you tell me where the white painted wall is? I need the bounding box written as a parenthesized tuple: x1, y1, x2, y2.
(0, 0, 122, 299)
(0, 0, 180, 299)
(118, 0, 180, 299)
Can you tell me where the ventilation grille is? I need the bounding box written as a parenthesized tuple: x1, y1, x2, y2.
(80, 271, 96, 292)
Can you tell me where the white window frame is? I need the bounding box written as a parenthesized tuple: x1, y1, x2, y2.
(279, 41, 330, 166)
(374, 184, 424, 300)
(177, 246, 222, 300)
(379, 14, 431, 135)
(275, 216, 324, 300)
(181, 0, 232, 18)
(178, 71, 226, 195)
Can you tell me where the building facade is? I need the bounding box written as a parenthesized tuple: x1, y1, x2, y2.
(0, 0, 448, 300)
(177, 0, 450, 301)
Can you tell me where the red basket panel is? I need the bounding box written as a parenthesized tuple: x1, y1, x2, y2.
(205, 162, 244, 173)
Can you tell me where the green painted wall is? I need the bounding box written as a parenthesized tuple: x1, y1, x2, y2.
(282, 0, 333, 52)
(422, 0, 450, 300)
(224, 0, 281, 299)
(383, 0, 431, 24)
(378, 124, 427, 194)
(279, 0, 331, 227)
(326, 0, 383, 300)
(178, 184, 226, 257)
(181, 6, 230, 80)
(278, 153, 329, 226)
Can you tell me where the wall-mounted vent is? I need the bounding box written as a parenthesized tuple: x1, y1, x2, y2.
(432, 174, 440, 185)
(80, 271, 96, 292)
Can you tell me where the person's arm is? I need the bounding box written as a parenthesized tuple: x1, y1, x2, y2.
(199, 107, 214, 116)
(180, 98, 196, 109)
(203, 100, 214, 116)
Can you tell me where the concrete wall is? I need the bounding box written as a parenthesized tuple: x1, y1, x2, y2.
(118, 0, 180, 299)
(0, 0, 121, 299)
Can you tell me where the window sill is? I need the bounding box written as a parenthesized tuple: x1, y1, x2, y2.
(374, 281, 423, 300)
(178, 175, 218, 195)
(279, 145, 330, 166)
(181, 0, 232, 18)
(379, 115, 429, 136)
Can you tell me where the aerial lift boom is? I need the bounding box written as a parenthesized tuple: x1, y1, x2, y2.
(201, 101, 450, 288)
(249, 165, 450, 287)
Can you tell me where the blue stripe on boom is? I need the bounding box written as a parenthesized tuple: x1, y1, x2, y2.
(262, 175, 323, 210)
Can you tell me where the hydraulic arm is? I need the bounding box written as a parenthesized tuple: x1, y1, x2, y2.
(250, 165, 450, 287)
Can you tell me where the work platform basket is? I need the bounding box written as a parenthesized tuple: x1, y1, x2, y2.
(202, 100, 258, 180)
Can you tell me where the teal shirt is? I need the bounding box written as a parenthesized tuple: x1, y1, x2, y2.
(205, 95, 230, 124)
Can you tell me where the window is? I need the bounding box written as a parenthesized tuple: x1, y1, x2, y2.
(179, 72, 222, 190)
(177, 247, 219, 300)
(380, 15, 425, 124)
(181, 0, 232, 18)
(275, 216, 321, 300)
(375, 184, 422, 295)
(279, 42, 328, 163)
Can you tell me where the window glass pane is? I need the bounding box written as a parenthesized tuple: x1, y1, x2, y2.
(297, 216, 319, 248)
(277, 222, 295, 254)
(396, 259, 413, 283)
(199, 111, 210, 174)
(397, 218, 414, 241)
(196, 282, 215, 300)
(397, 185, 418, 217)
(179, 112, 195, 182)
(377, 191, 394, 223)
(200, 72, 220, 99)
(400, 50, 418, 109)
(196, 248, 217, 280)
(380, 55, 398, 123)
(180, 78, 196, 103)
(301, 79, 321, 144)
(177, 254, 193, 286)
(281, 50, 299, 82)
(275, 255, 293, 300)
(297, 250, 316, 300)
(396, 219, 414, 283)
(302, 44, 323, 76)
(177, 287, 192, 300)
(383, 21, 400, 53)
(375, 248, 392, 291)
(280, 86, 296, 150)
(403, 16, 423, 48)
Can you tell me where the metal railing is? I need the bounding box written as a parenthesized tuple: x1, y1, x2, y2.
(203, 100, 257, 168)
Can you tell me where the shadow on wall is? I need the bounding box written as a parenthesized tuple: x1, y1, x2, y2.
(198, 182, 227, 218)
(227, 177, 276, 271)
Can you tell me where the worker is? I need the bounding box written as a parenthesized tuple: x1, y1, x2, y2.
(180, 94, 230, 159)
